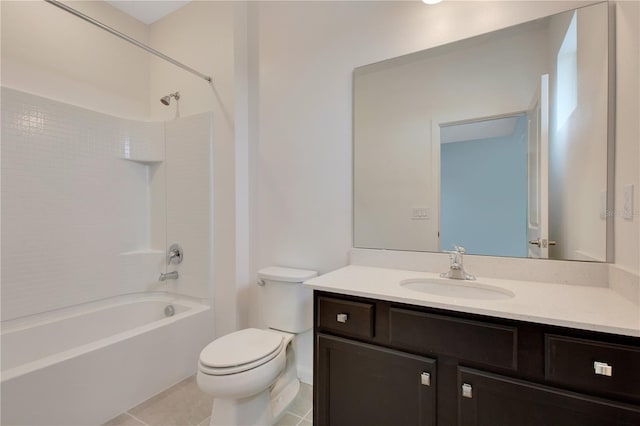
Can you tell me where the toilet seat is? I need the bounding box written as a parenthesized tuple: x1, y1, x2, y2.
(199, 328, 284, 376)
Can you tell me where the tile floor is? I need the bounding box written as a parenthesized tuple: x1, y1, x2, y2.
(103, 376, 312, 426)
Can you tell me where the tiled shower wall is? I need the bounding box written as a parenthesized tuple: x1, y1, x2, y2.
(163, 113, 214, 301)
(1, 88, 174, 321)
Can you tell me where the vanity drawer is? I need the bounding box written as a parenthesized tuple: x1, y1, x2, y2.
(545, 335, 640, 401)
(317, 296, 374, 339)
(389, 307, 517, 370)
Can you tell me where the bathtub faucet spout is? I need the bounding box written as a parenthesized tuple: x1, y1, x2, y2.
(159, 271, 179, 281)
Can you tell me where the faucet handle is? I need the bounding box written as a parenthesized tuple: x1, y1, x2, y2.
(167, 243, 183, 265)
(441, 244, 475, 280)
(453, 244, 466, 254)
(443, 250, 461, 268)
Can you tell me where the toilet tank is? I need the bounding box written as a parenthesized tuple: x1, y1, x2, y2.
(258, 266, 318, 333)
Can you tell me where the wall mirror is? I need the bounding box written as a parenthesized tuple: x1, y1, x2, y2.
(353, 2, 612, 262)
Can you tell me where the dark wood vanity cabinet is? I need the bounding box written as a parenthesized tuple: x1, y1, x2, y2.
(316, 334, 436, 425)
(313, 291, 640, 426)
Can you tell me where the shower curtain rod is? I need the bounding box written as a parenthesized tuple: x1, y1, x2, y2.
(44, 0, 213, 84)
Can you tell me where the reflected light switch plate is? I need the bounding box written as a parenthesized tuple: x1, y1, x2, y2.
(412, 207, 431, 220)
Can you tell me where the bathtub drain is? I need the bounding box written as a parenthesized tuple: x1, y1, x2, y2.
(164, 305, 175, 317)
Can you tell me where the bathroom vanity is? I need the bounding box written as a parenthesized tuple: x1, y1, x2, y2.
(306, 266, 640, 426)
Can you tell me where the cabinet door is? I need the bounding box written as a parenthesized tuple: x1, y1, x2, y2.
(316, 334, 436, 426)
(458, 367, 640, 426)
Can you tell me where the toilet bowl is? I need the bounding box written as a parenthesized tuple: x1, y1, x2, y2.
(197, 266, 317, 426)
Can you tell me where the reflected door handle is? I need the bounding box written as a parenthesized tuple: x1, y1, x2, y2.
(529, 239, 557, 247)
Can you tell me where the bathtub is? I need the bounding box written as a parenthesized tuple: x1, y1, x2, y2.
(1, 292, 213, 425)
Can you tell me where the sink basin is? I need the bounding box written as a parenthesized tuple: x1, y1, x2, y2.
(400, 278, 515, 300)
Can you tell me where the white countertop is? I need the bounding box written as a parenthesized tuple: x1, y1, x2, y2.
(303, 265, 640, 338)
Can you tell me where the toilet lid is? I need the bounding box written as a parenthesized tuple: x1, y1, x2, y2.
(199, 328, 283, 369)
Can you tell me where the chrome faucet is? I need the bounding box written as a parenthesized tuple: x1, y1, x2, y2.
(167, 243, 183, 265)
(159, 271, 179, 281)
(441, 245, 476, 280)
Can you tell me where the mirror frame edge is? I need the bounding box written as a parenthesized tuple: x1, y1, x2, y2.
(606, 0, 616, 264)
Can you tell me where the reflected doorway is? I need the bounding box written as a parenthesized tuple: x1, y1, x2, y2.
(439, 113, 529, 257)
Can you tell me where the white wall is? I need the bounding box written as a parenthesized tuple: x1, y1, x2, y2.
(1, 0, 150, 119)
(614, 0, 640, 275)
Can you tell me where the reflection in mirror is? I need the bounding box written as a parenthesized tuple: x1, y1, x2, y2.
(440, 114, 528, 258)
(353, 2, 610, 262)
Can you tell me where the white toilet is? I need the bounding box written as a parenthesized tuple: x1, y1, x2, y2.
(197, 266, 317, 426)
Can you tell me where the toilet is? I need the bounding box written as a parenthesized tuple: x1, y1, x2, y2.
(197, 266, 317, 426)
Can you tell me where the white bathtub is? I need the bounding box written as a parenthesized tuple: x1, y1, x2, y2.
(1, 292, 213, 425)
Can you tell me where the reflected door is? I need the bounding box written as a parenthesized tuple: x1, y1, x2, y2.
(527, 74, 550, 259)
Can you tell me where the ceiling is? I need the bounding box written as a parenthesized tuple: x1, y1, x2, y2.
(441, 115, 522, 144)
(106, 1, 191, 25)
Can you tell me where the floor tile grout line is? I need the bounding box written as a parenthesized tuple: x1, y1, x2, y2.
(286, 411, 304, 420)
(282, 410, 304, 426)
(294, 406, 314, 425)
(302, 407, 312, 419)
(125, 411, 151, 426)
(196, 416, 211, 426)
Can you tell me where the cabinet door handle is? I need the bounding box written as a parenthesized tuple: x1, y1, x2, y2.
(462, 383, 473, 398)
(594, 361, 613, 376)
(336, 313, 349, 323)
(421, 372, 431, 386)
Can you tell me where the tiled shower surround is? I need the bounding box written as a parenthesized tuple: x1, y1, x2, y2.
(1, 87, 212, 321)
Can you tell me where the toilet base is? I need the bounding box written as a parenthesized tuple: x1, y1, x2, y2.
(209, 391, 273, 426)
(271, 377, 300, 422)
(208, 379, 300, 426)
(270, 342, 301, 421)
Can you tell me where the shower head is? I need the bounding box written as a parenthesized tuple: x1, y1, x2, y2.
(160, 92, 180, 106)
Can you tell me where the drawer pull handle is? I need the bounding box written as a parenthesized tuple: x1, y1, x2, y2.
(594, 361, 613, 376)
(421, 372, 431, 386)
(336, 313, 349, 323)
(462, 383, 473, 398)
